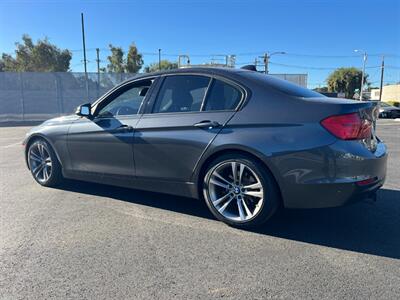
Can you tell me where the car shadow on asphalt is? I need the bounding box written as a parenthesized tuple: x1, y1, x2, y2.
(56, 180, 400, 260)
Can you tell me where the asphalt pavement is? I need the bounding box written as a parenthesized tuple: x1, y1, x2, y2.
(0, 120, 399, 299)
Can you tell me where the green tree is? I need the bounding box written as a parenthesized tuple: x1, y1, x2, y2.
(313, 86, 328, 93)
(126, 43, 143, 73)
(0, 34, 71, 72)
(144, 60, 178, 73)
(106, 43, 143, 73)
(106, 44, 125, 73)
(326, 67, 368, 99)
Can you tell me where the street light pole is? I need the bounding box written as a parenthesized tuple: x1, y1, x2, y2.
(379, 55, 385, 101)
(81, 13, 89, 102)
(355, 49, 368, 101)
(264, 53, 268, 74)
(158, 49, 161, 71)
(259, 51, 286, 74)
(96, 48, 100, 98)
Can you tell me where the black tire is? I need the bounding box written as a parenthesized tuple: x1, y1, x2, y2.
(202, 153, 280, 228)
(28, 139, 63, 187)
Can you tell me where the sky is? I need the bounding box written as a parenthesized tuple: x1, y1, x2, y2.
(1, 0, 399, 88)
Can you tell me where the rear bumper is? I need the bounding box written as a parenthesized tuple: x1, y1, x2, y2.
(273, 140, 387, 209)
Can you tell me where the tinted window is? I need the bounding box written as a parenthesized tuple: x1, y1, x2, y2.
(153, 75, 210, 113)
(204, 79, 242, 111)
(244, 71, 324, 98)
(97, 80, 152, 117)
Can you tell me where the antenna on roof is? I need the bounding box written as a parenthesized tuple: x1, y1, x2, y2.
(240, 65, 258, 72)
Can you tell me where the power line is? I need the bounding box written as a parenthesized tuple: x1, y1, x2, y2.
(267, 61, 383, 70)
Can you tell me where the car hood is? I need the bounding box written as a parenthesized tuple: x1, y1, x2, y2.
(40, 114, 80, 126)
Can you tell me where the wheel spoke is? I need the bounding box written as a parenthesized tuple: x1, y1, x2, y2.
(213, 192, 232, 207)
(212, 171, 232, 186)
(243, 190, 263, 198)
(237, 199, 246, 220)
(29, 153, 42, 163)
(243, 182, 262, 190)
(242, 199, 252, 217)
(231, 162, 238, 183)
(37, 144, 45, 158)
(30, 151, 41, 161)
(33, 163, 45, 177)
(218, 196, 234, 213)
(238, 164, 245, 185)
(42, 166, 48, 181)
(210, 178, 230, 189)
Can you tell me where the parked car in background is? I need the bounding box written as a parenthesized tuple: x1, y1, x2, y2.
(23, 67, 387, 228)
(377, 101, 400, 119)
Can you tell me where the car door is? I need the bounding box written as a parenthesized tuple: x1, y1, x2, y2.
(134, 74, 245, 183)
(66, 78, 156, 183)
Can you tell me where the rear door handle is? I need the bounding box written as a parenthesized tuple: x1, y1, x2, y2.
(116, 124, 134, 132)
(194, 120, 221, 129)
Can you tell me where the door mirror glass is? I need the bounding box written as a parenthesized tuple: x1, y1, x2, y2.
(76, 103, 92, 117)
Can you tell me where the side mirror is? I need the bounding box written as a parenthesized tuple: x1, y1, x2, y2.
(76, 103, 92, 118)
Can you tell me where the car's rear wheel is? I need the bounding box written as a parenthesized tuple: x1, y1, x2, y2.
(203, 154, 280, 228)
(28, 139, 62, 187)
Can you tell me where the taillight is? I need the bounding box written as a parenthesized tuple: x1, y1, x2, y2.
(321, 113, 372, 140)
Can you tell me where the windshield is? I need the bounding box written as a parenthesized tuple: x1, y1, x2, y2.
(243, 71, 324, 98)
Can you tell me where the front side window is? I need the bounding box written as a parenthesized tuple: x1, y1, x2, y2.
(97, 79, 152, 117)
(204, 79, 242, 111)
(152, 75, 210, 113)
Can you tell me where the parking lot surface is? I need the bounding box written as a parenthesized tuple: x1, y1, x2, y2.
(1, 120, 399, 299)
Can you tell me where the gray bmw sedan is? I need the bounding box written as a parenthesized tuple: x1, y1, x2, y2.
(23, 67, 387, 228)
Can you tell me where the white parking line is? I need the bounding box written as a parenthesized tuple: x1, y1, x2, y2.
(377, 123, 400, 127)
(1, 142, 22, 148)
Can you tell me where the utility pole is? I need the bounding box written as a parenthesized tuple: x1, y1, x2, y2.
(259, 51, 286, 74)
(263, 53, 268, 74)
(379, 55, 385, 101)
(96, 48, 100, 98)
(81, 13, 89, 102)
(158, 49, 161, 71)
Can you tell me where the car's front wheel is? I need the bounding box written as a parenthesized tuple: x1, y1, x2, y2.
(28, 139, 62, 187)
(202, 154, 280, 228)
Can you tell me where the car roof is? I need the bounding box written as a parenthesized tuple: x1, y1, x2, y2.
(122, 67, 249, 83)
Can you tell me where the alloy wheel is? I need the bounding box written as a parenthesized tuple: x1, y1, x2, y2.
(29, 143, 52, 183)
(207, 161, 264, 222)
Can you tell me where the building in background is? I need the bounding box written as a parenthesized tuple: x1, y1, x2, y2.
(370, 84, 400, 102)
(269, 73, 307, 88)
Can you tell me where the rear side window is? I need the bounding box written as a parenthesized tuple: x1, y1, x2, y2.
(153, 75, 210, 113)
(204, 79, 242, 111)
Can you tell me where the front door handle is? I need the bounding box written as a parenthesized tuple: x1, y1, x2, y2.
(116, 124, 134, 132)
(194, 120, 221, 129)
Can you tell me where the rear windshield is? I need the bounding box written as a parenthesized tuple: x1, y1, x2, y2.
(244, 71, 324, 98)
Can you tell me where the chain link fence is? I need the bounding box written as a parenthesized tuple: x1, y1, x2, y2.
(0, 71, 307, 122)
(0, 72, 136, 122)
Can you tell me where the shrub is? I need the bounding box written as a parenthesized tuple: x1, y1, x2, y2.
(386, 101, 400, 107)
